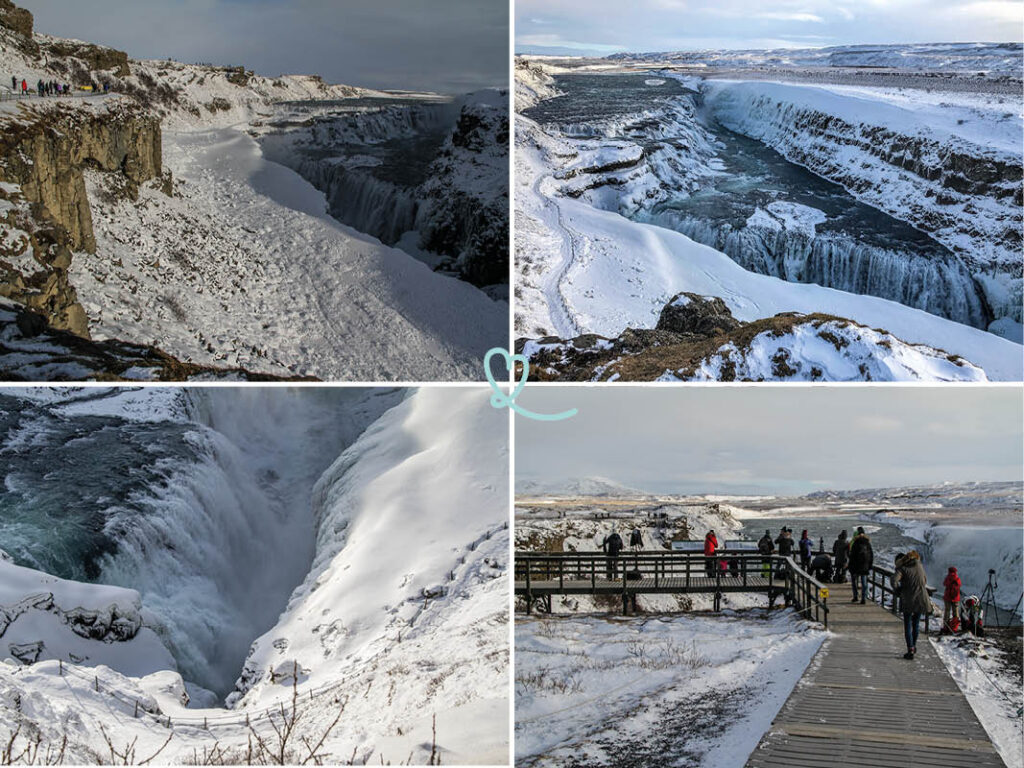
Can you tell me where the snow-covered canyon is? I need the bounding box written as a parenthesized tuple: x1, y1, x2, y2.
(0, 387, 509, 764)
(0, 4, 508, 380)
(514, 58, 1023, 381)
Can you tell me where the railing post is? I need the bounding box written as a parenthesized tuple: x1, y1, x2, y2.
(525, 561, 532, 615)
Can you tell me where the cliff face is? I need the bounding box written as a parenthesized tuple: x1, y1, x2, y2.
(1, 105, 161, 252)
(0, 104, 162, 335)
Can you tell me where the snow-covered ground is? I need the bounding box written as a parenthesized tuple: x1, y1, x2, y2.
(932, 633, 1023, 768)
(71, 128, 504, 380)
(0, 387, 509, 764)
(515, 611, 825, 767)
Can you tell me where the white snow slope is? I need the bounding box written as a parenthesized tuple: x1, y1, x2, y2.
(71, 129, 504, 380)
(516, 612, 825, 767)
(0, 388, 509, 765)
(515, 113, 1023, 380)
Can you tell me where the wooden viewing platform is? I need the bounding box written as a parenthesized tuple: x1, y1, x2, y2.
(747, 577, 1006, 768)
(514, 551, 829, 622)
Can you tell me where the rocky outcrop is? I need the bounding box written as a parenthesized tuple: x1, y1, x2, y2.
(40, 39, 131, 78)
(0, 0, 30, 36)
(517, 293, 986, 382)
(416, 97, 510, 289)
(0, 103, 162, 335)
(1, 103, 162, 252)
(656, 292, 742, 336)
(0, 0, 35, 54)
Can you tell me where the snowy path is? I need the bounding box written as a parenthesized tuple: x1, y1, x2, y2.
(72, 127, 507, 380)
(748, 580, 1008, 768)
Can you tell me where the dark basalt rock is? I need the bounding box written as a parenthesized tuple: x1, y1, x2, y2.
(655, 292, 742, 336)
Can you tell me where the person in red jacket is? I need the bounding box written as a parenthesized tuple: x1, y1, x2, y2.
(704, 530, 718, 577)
(942, 566, 962, 633)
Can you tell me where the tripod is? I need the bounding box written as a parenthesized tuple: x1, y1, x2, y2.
(980, 571, 1002, 629)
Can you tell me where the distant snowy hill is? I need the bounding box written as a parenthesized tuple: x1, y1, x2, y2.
(606, 43, 1024, 76)
(517, 476, 650, 497)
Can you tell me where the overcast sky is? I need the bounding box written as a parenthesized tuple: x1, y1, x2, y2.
(515, 388, 1023, 495)
(516, 0, 1023, 55)
(22, 0, 507, 94)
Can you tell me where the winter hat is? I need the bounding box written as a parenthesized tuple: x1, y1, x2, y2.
(948, 566, 957, 574)
(856, 526, 865, 535)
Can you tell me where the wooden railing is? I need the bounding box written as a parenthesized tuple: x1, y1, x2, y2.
(514, 550, 830, 627)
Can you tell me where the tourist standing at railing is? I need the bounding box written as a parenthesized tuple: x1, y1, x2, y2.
(757, 530, 774, 577)
(602, 528, 624, 579)
(848, 527, 873, 602)
(799, 530, 813, 570)
(20, 79, 26, 96)
(893, 550, 934, 659)
(832, 530, 849, 583)
(775, 527, 794, 556)
(704, 529, 719, 577)
(942, 566, 962, 633)
(629, 526, 643, 552)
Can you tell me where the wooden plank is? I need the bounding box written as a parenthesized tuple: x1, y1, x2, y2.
(745, 579, 1006, 767)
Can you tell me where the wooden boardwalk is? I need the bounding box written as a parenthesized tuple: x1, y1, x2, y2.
(747, 579, 1006, 768)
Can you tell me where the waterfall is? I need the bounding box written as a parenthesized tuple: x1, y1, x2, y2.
(643, 211, 993, 328)
(0, 388, 402, 697)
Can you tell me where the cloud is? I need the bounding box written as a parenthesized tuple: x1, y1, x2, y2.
(514, 0, 1023, 52)
(754, 11, 826, 22)
(515, 388, 1023, 495)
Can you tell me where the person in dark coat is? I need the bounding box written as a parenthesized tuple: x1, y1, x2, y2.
(775, 527, 794, 557)
(832, 530, 849, 584)
(893, 550, 933, 659)
(10, 75, 15, 92)
(810, 552, 832, 583)
(847, 527, 873, 602)
(704, 530, 719, 577)
(602, 529, 624, 579)
(757, 529, 774, 577)
(799, 530, 813, 570)
(629, 527, 643, 552)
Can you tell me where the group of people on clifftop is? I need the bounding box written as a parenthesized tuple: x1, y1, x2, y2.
(7, 75, 110, 97)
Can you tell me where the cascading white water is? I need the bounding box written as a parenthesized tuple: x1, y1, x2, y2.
(646, 211, 992, 328)
(0, 388, 403, 699)
(298, 159, 421, 245)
